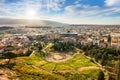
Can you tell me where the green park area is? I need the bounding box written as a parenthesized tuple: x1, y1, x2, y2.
(11, 51, 102, 80)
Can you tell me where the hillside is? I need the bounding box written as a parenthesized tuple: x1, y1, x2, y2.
(0, 50, 105, 80)
(0, 18, 68, 26)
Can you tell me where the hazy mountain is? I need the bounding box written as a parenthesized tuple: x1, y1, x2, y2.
(0, 18, 68, 26)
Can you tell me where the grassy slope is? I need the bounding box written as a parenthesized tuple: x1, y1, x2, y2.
(11, 51, 101, 80)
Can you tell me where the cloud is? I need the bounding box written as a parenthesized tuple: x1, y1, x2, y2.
(45, 0, 66, 11)
(0, 0, 120, 24)
(52, 4, 120, 24)
(0, 0, 5, 3)
(0, 0, 66, 17)
(74, 0, 81, 4)
(105, 0, 120, 6)
(64, 4, 100, 17)
(63, 4, 119, 19)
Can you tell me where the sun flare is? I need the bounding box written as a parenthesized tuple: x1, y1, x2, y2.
(25, 9, 38, 19)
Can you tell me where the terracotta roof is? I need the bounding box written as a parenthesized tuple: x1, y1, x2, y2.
(0, 46, 5, 50)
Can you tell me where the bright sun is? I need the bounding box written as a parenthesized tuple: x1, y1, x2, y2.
(25, 9, 37, 19)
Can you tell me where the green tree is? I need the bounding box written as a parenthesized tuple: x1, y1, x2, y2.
(3, 52, 17, 64)
(34, 42, 43, 51)
(101, 52, 107, 66)
(116, 55, 120, 80)
(98, 71, 105, 80)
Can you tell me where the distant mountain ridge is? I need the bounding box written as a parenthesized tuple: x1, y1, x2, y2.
(0, 18, 68, 26)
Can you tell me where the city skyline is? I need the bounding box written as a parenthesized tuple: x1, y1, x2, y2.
(0, 0, 120, 24)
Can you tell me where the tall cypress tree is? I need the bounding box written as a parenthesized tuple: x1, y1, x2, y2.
(116, 55, 120, 80)
(101, 52, 107, 66)
(98, 71, 105, 80)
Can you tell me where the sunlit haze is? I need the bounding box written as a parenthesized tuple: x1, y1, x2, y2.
(25, 9, 38, 19)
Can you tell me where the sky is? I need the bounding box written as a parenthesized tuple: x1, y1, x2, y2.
(0, 0, 120, 24)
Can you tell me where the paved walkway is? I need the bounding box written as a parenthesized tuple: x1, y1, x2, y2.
(0, 70, 9, 80)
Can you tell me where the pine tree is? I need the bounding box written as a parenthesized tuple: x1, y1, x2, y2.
(116, 55, 120, 80)
(101, 52, 107, 66)
(98, 71, 105, 80)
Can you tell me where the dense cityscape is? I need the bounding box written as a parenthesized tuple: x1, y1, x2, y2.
(0, 25, 120, 49)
